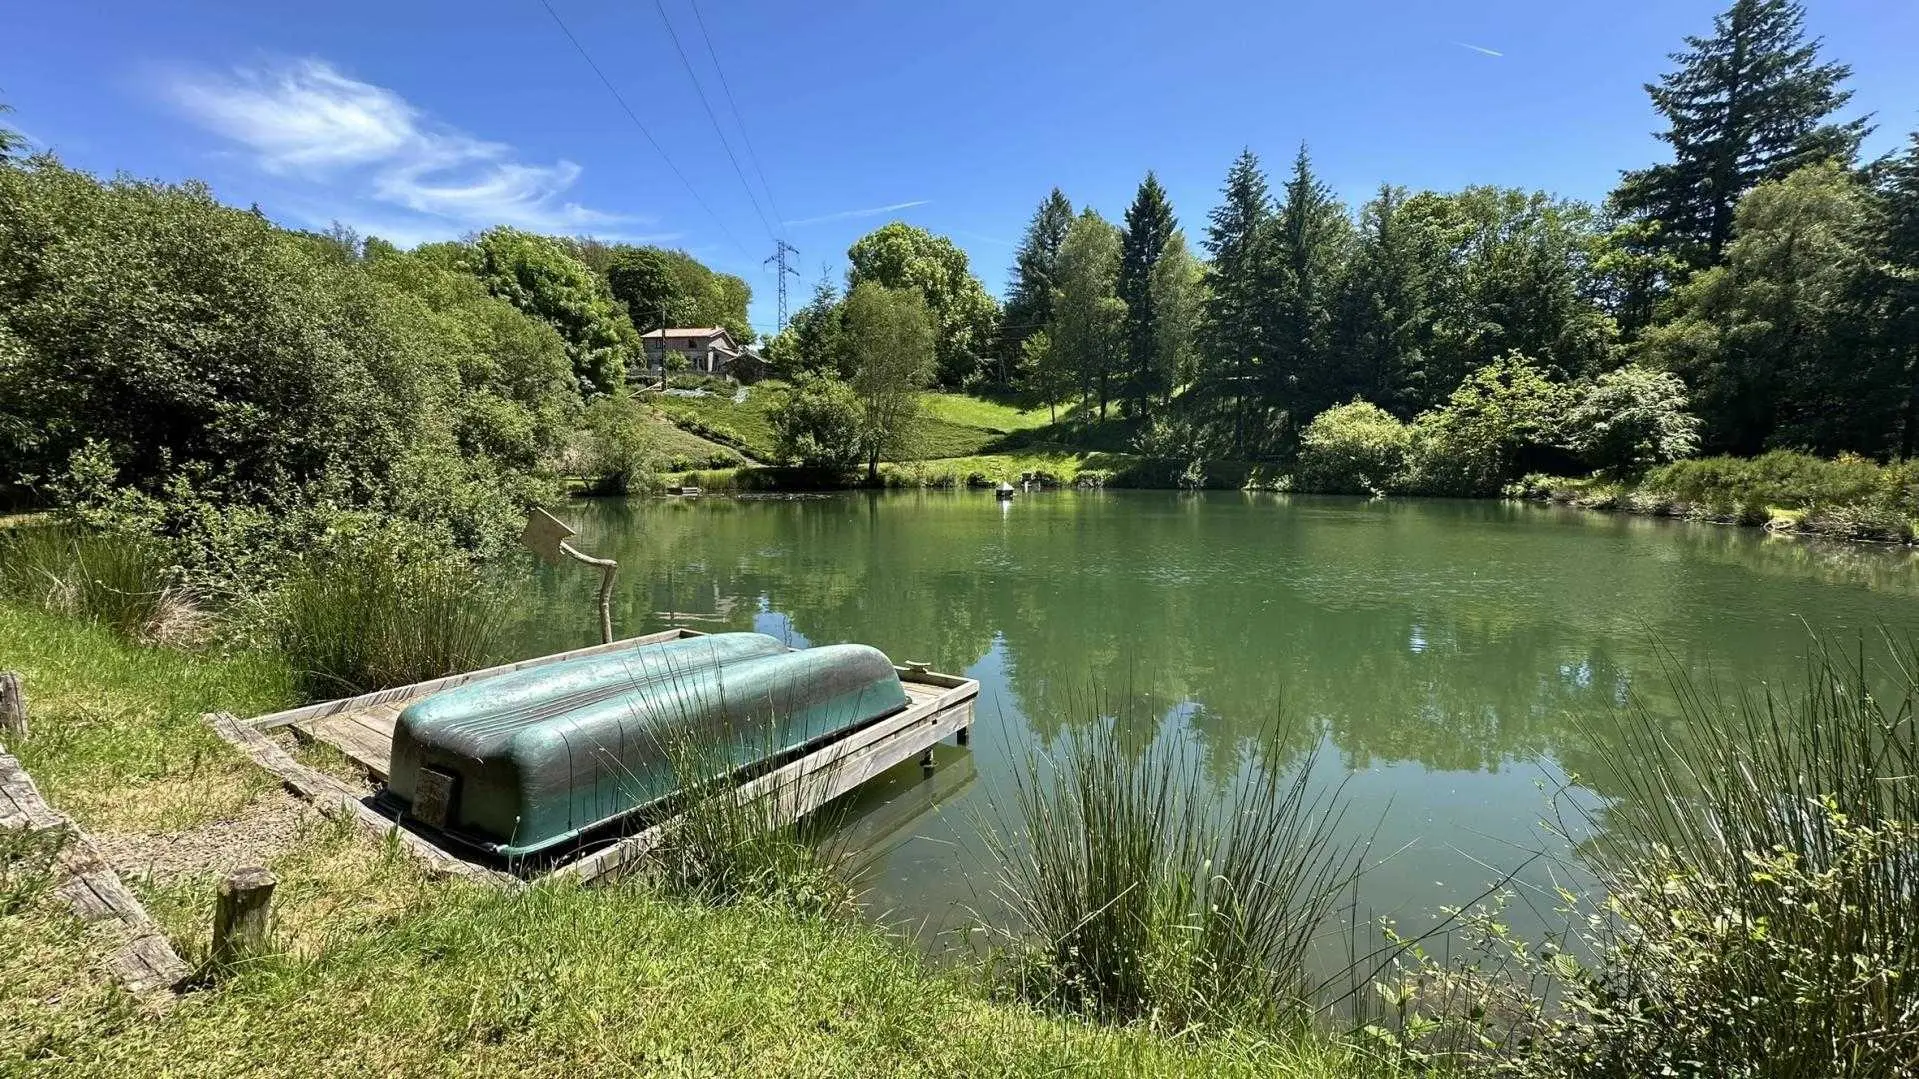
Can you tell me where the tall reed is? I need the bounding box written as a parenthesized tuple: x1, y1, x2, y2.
(0, 524, 198, 643)
(1575, 639, 1919, 1074)
(982, 717, 1362, 1031)
(271, 547, 507, 700)
(1394, 639, 1919, 1076)
(642, 716, 851, 916)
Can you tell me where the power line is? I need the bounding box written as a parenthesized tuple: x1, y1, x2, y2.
(533, 0, 750, 258)
(686, 0, 786, 235)
(649, 0, 778, 243)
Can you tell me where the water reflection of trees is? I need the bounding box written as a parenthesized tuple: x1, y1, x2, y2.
(507, 492, 1919, 790)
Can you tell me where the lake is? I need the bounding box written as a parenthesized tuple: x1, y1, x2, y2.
(507, 490, 1919, 945)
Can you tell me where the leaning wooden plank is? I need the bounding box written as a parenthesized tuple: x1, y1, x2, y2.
(250, 628, 698, 731)
(560, 684, 977, 885)
(108, 932, 190, 996)
(0, 749, 192, 996)
(203, 712, 519, 889)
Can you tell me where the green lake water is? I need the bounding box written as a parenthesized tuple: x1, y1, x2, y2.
(509, 490, 1919, 944)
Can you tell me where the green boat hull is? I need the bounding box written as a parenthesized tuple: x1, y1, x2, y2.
(386, 637, 908, 857)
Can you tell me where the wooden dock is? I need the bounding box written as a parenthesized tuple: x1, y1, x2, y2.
(212, 629, 978, 884)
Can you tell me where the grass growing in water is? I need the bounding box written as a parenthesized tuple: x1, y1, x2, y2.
(1386, 639, 1919, 1076)
(983, 718, 1363, 1032)
(271, 546, 508, 700)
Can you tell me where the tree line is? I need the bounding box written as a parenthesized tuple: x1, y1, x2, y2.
(0, 145, 753, 577)
(769, 0, 1919, 484)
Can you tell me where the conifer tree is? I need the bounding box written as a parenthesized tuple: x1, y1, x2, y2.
(1000, 189, 1074, 372)
(1333, 185, 1439, 417)
(1611, 0, 1866, 269)
(1270, 145, 1354, 420)
(1199, 150, 1278, 454)
(1870, 132, 1919, 456)
(1118, 171, 1178, 413)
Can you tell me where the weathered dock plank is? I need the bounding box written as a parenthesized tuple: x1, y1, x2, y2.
(0, 748, 191, 996)
(204, 712, 519, 888)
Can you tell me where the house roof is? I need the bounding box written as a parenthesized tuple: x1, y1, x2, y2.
(641, 326, 732, 342)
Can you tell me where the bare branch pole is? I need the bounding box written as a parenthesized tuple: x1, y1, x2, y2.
(0, 671, 25, 742)
(561, 542, 618, 645)
(210, 866, 276, 969)
(521, 508, 618, 645)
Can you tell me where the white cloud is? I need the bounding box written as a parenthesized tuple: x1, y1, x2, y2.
(166, 58, 634, 237)
(783, 199, 930, 227)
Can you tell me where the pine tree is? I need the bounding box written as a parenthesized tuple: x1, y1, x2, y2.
(1118, 171, 1178, 414)
(1612, 0, 1866, 269)
(1333, 185, 1438, 417)
(1270, 145, 1353, 421)
(1000, 189, 1074, 372)
(1872, 131, 1919, 456)
(1199, 150, 1278, 455)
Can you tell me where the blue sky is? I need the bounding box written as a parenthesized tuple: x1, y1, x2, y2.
(5, 0, 1915, 336)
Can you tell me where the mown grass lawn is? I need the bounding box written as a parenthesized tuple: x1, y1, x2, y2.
(653, 388, 1074, 464)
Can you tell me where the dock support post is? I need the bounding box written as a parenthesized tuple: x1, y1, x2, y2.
(211, 866, 276, 970)
(919, 748, 936, 775)
(0, 671, 25, 742)
(955, 724, 970, 747)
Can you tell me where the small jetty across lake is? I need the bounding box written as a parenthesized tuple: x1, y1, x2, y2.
(209, 628, 978, 885)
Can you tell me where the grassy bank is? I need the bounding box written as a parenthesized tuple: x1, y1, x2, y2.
(674, 451, 1287, 493)
(0, 602, 1373, 1077)
(1518, 451, 1919, 543)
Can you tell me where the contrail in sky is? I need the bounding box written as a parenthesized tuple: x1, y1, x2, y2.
(1453, 41, 1504, 57)
(784, 199, 931, 227)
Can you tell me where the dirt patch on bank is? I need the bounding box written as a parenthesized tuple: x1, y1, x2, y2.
(95, 789, 318, 882)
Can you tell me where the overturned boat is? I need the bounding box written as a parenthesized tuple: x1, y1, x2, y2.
(384, 632, 908, 857)
(220, 628, 977, 881)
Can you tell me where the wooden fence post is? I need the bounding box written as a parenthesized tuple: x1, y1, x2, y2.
(211, 866, 276, 968)
(0, 671, 25, 741)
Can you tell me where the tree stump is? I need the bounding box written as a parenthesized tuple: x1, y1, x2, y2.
(211, 866, 276, 969)
(0, 671, 25, 741)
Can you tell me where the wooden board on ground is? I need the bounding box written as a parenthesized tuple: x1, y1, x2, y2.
(0, 748, 191, 996)
(230, 628, 979, 887)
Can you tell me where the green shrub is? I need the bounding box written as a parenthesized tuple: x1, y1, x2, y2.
(270, 536, 508, 700)
(769, 374, 864, 469)
(1403, 353, 1573, 497)
(569, 397, 663, 496)
(0, 158, 577, 588)
(1389, 640, 1919, 1076)
(1295, 401, 1412, 495)
(1563, 364, 1700, 478)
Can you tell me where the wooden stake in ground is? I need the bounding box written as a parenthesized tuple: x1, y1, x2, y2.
(0, 671, 25, 741)
(211, 866, 276, 969)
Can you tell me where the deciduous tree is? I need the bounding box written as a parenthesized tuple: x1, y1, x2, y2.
(1050, 210, 1126, 421)
(841, 282, 936, 478)
(846, 222, 998, 388)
